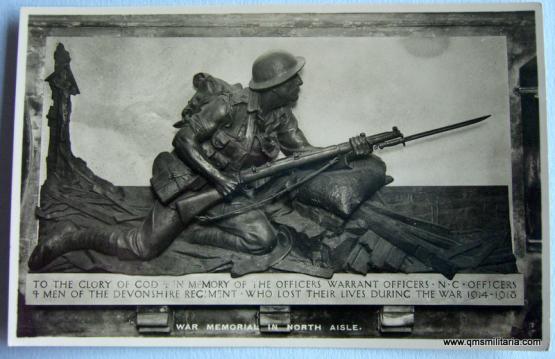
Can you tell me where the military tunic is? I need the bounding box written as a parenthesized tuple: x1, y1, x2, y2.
(174, 87, 311, 172)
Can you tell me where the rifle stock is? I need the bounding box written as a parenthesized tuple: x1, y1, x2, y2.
(175, 188, 223, 225)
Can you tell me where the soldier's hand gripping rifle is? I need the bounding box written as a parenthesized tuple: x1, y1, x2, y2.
(174, 115, 490, 278)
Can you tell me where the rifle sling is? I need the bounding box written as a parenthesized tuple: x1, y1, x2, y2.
(196, 156, 339, 222)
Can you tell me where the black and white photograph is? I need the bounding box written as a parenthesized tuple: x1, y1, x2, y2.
(8, 4, 549, 349)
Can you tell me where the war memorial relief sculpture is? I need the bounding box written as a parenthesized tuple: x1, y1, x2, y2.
(28, 44, 505, 279)
(8, 6, 547, 348)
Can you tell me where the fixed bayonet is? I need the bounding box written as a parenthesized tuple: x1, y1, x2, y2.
(378, 115, 491, 149)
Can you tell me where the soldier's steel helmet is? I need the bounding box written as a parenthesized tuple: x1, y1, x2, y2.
(249, 50, 305, 90)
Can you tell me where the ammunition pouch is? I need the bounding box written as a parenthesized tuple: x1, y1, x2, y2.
(199, 128, 253, 173)
(150, 152, 206, 204)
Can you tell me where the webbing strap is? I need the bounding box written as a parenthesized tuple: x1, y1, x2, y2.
(196, 156, 339, 222)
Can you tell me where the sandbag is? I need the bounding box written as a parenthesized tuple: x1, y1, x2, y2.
(295, 155, 392, 218)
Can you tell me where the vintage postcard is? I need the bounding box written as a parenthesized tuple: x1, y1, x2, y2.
(8, 4, 549, 349)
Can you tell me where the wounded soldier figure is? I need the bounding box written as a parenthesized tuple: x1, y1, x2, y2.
(29, 46, 516, 279)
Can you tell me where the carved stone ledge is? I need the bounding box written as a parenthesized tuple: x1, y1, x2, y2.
(258, 305, 291, 333)
(136, 306, 173, 334)
(378, 305, 415, 334)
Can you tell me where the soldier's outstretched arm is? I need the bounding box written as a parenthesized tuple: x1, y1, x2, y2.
(173, 96, 238, 197)
(277, 109, 371, 157)
(276, 107, 320, 155)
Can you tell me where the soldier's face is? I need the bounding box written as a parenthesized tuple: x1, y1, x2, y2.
(273, 74, 303, 103)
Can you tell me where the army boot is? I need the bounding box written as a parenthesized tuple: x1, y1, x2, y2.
(27, 223, 123, 271)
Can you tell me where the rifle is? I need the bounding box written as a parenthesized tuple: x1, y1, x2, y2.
(175, 114, 489, 223)
(174, 115, 490, 278)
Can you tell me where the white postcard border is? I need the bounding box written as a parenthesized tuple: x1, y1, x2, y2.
(7, 3, 549, 350)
